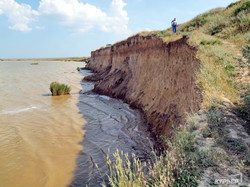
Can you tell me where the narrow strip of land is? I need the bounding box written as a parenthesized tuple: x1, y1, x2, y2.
(0, 57, 89, 62)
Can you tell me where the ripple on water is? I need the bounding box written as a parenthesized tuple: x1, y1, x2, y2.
(0, 61, 154, 187)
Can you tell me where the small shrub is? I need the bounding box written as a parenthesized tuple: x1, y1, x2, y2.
(238, 87, 250, 133)
(77, 67, 80, 71)
(207, 105, 227, 127)
(233, 11, 250, 33)
(181, 13, 209, 32)
(103, 150, 145, 187)
(31, 62, 39, 65)
(84, 59, 90, 63)
(206, 16, 228, 35)
(147, 128, 209, 187)
(202, 127, 213, 138)
(150, 30, 172, 38)
(217, 137, 247, 154)
(200, 39, 222, 45)
(242, 45, 250, 63)
(233, 1, 250, 16)
(49, 81, 71, 96)
(104, 127, 209, 187)
(227, 1, 241, 9)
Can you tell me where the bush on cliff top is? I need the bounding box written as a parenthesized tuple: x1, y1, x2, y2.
(50, 81, 71, 96)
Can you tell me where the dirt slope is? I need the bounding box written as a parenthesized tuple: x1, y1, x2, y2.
(85, 34, 202, 144)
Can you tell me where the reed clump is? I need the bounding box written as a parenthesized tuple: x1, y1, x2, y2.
(49, 81, 71, 96)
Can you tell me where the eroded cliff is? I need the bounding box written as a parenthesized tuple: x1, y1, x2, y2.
(85, 34, 202, 144)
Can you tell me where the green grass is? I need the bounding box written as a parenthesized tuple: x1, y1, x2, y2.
(227, 1, 241, 8)
(83, 59, 90, 63)
(49, 81, 71, 96)
(200, 39, 222, 45)
(233, 0, 250, 16)
(180, 12, 209, 32)
(147, 128, 210, 187)
(238, 87, 250, 134)
(242, 45, 250, 63)
(31, 62, 39, 65)
(102, 150, 145, 187)
(203, 105, 250, 174)
(104, 126, 210, 187)
(188, 32, 239, 106)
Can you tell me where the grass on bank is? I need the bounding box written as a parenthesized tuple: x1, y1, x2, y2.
(49, 81, 71, 96)
(202, 105, 250, 177)
(103, 125, 211, 187)
(103, 150, 146, 187)
(238, 87, 250, 133)
(103, 105, 250, 187)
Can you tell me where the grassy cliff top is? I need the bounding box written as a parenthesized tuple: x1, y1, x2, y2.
(139, 0, 250, 107)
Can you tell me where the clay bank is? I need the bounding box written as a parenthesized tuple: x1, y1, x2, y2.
(85, 34, 202, 144)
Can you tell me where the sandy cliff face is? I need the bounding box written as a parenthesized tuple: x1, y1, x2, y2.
(85, 34, 202, 144)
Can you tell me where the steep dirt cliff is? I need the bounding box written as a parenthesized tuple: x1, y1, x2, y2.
(85, 34, 202, 144)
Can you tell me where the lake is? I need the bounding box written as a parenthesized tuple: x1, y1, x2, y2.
(0, 61, 153, 187)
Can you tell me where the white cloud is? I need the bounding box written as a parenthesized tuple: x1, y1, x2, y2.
(0, 0, 129, 33)
(35, 26, 45, 30)
(38, 0, 129, 33)
(0, 0, 39, 31)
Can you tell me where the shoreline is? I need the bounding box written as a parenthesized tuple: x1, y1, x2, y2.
(0, 57, 89, 62)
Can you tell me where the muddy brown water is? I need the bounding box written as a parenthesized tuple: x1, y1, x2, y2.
(0, 61, 154, 187)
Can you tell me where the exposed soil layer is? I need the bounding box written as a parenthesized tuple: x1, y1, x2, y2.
(85, 34, 202, 144)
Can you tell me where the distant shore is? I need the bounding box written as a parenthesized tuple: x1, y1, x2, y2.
(0, 57, 89, 62)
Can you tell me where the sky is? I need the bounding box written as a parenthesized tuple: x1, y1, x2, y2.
(0, 0, 236, 59)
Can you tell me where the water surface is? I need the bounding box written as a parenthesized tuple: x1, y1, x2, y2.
(0, 61, 153, 187)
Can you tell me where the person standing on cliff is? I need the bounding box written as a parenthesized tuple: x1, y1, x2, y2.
(171, 18, 178, 34)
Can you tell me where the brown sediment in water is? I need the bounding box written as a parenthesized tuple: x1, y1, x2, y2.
(0, 61, 154, 187)
(84, 34, 202, 145)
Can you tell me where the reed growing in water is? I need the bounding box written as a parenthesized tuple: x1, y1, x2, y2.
(50, 81, 71, 96)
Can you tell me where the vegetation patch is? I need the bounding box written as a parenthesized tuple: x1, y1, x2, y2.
(103, 150, 145, 187)
(147, 129, 211, 187)
(49, 81, 71, 96)
(190, 33, 239, 106)
(149, 30, 172, 38)
(217, 137, 247, 154)
(204, 105, 249, 157)
(83, 59, 90, 63)
(227, 1, 241, 8)
(233, 1, 250, 16)
(238, 87, 250, 134)
(200, 39, 222, 45)
(30, 62, 39, 65)
(103, 126, 211, 187)
(181, 13, 209, 32)
(242, 45, 250, 63)
(77, 67, 80, 71)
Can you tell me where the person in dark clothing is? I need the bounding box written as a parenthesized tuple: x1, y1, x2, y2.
(171, 18, 177, 33)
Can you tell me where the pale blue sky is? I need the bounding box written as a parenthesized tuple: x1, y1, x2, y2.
(0, 0, 235, 59)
